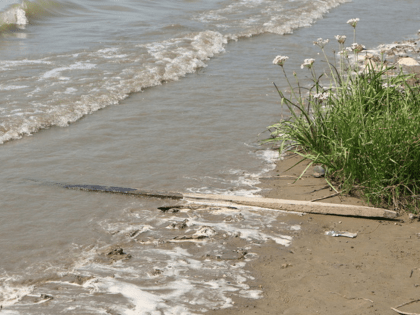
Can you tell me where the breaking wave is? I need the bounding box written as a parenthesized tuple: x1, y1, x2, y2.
(0, 3, 28, 28)
(0, 0, 351, 144)
(0, 0, 68, 31)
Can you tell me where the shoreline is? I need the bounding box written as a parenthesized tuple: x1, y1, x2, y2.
(208, 153, 420, 315)
(207, 35, 420, 314)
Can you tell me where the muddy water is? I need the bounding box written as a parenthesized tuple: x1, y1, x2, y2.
(0, 0, 419, 313)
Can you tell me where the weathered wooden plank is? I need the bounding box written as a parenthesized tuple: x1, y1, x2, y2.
(183, 193, 398, 219)
(62, 184, 183, 199)
(57, 183, 397, 218)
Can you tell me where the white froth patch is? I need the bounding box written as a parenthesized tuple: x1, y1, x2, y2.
(99, 221, 154, 236)
(41, 62, 96, 79)
(182, 207, 292, 246)
(64, 87, 78, 94)
(143, 30, 227, 82)
(0, 281, 34, 307)
(0, 6, 28, 26)
(239, 289, 262, 299)
(263, 0, 350, 35)
(98, 278, 165, 314)
(186, 148, 279, 197)
(86, 269, 240, 314)
(255, 148, 279, 164)
(0, 85, 28, 91)
(0, 59, 52, 71)
(290, 225, 301, 231)
(93, 48, 129, 59)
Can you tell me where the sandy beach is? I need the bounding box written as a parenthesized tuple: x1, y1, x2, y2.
(206, 154, 420, 315)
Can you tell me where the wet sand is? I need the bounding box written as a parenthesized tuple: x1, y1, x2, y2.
(208, 154, 420, 315)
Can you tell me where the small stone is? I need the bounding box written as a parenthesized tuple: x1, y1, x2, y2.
(397, 57, 419, 66)
(40, 294, 53, 300)
(168, 219, 188, 229)
(313, 165, 325, 178)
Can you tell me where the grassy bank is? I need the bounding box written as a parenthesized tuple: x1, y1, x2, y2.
(265, 20, 420, 212)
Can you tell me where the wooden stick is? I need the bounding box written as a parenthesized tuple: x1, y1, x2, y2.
(183, 193, 397, 219)
(311, 192, 341, 202)
(306, 185, 330, 194)
(62, 184, 183, 200)
(391, 299, 420, 315)
(57, 183, 398, 219)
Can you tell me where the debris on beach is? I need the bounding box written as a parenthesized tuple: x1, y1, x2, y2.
(96, 245, 132, 263)
(313, 165, 326, 178)
(325, 230, 358, 238)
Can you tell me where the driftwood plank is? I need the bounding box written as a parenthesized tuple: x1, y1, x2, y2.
(183, 193, 398, 219)
(62, 184, 183, 200)
(57, 183, 397, 219)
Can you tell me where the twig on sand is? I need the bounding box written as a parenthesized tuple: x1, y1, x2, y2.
(311, 192, 341, 202)
(329, 291, 373, 303)
(391, 299, 420, 315)
(306, 185, 330, 194)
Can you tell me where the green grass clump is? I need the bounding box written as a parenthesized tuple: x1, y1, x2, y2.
(266, 24, 420, 212)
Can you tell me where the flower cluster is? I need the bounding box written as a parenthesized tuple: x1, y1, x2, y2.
(382, 83, 405, 93)
(313, 38, 329, 49)
(347, 18, 359, 28)
(313, 92, 330, 101)
(301, 58, 315, 69)
(382, 83, 396, 89)
(335, 35, 346, 45)
(272, 55, 289, 67)
(347, 43, 365, 53)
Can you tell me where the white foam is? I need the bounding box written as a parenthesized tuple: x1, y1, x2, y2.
(0, 85, 28, 91)
(40, 62, 97, 79)
(98, 277, 165, 315)
(239, 289, 262, 299)
(186, 149, 279, 197)
(0, 6, 28, 26)
(64, 206, 289, 314)
(83, 263, 242, 314)
(0, 281, 34, 307)
(143, 30, 227, 82)
(290, 225, 301, 231)
(91, 48, 129, 59)
(179, 207, 293, 246)
(0, 59, 52, 70)
(64, 87, 78, 94)
(263, 0, 351, 35)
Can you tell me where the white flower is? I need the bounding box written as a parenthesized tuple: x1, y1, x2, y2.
(272, 55, 289, 67)
(313, 92, 330, 101)
(347, 43, 365, 53)
(382, 83, 404, 93)
(301, 58, 315, 69)
(382, 83, 396, 89)
(335, 35, 346, 44)
(347, 18, 360, 28)
(313, 38, 329, 49)
(339, 50, 349, 57)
